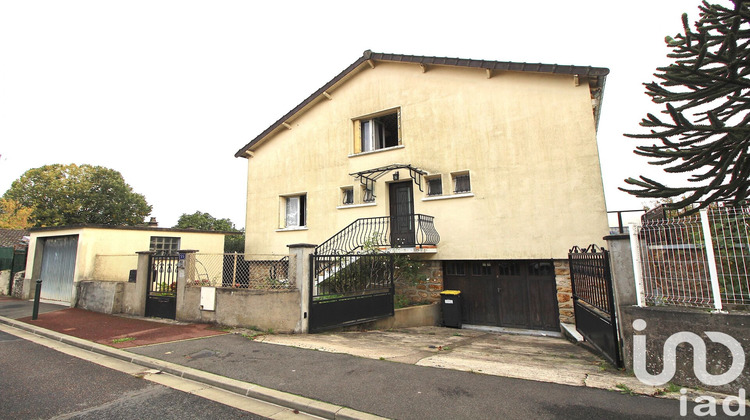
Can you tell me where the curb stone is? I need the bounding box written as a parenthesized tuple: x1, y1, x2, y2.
(0, 315, 387, 420)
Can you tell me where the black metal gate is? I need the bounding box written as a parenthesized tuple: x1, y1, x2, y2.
(309, 253, 394, 332)
(146, 254, 178, 319)
(568, 244, 622, 367)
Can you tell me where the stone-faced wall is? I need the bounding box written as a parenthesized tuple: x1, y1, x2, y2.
(395, 260, 443, 304)
(11, 271, 25, 299)
(554, 259, 574, 325)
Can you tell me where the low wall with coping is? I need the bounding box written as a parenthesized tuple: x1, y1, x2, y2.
(76, 281, 124, 314)
(179, 286, 300, 332)
(355, 302, 440, 330)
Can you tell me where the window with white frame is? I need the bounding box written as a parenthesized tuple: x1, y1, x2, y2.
(150, 236, 180, 255)
(426, 175, 443, 196)
(357, 110, 400, 153)
(284, 194, 306, 227)
(452, 172, 471, 194)
(341, 187, 354, 205)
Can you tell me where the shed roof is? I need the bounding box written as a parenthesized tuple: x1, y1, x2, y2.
(235, 50, 610, 158)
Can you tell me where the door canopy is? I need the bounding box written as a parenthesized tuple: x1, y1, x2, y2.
(349, 164, 428, 200)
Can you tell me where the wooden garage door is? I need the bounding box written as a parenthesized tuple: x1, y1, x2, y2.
(444, 260, 559, 331)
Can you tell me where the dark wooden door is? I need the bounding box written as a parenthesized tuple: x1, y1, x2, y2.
(389, 181, 414, 247)
(526, 261, 560, 330)
(496, 261, 530, 328)
(444, 260, 559, 331)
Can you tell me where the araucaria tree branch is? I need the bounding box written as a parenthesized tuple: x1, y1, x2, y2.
(622, 0, 750, 210)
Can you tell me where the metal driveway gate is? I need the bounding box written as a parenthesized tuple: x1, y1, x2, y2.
(309, 253, 394, 332)
(568, 244, 622, 367)
(146, 254, 179, 319)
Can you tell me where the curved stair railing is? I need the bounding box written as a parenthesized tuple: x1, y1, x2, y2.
(314, 214, 440, 255)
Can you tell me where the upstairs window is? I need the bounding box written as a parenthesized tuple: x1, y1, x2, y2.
(356, 110, 400, 153)
(426, 175, 443, 196)
(452, 172, 471, 194)
(284, 194, 306, 227)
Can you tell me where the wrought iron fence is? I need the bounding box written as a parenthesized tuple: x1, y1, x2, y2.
(312, 253, 394, 300)
(189, 253, 294, 290)
(568, 245, 614, 315)
(631, 205, 750, 310)
(315, 214, 440, 255)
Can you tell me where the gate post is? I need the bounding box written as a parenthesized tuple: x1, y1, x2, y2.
(603, 233, 637, 370)
(175, 250, 198, 321)
(133, 251, 155, 317)
(287, 243, 317, 334)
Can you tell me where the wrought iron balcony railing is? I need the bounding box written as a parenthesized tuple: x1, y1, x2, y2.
(314, 214, 440, 255)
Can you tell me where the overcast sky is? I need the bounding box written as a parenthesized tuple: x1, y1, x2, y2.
(0, 0, 706, 229)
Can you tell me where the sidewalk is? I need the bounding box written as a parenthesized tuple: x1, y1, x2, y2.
(0, 297, 706, 419)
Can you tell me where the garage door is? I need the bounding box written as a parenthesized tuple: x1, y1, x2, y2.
(443, 260, 559, 331)
(39, 235, 78, 303)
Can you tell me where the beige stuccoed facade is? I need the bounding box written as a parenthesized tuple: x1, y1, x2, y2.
(238, 51, 610, 332)
(241, 59, 608, 259)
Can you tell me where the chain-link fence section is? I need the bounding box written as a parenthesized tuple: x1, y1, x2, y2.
(190, 253, 294, 290)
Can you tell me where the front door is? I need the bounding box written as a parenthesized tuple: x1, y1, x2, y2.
(389, 181, 414, 247)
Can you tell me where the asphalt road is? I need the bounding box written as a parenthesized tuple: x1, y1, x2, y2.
(0, 330, 266, 420)
(130, 334, 736, 420)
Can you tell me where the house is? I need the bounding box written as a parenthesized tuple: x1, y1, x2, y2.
(235, 50, 610, 332)
(21, 224, 229, 306)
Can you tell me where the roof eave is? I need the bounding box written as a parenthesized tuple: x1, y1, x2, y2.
(235, 50, 611, 157)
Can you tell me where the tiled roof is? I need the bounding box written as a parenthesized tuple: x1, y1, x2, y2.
(0, 229, 29, 248)
(235, 50, 609, 158)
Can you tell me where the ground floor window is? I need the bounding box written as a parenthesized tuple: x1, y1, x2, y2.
(284, 194, 307, 227)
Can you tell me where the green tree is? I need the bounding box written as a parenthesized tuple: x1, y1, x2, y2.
(3, 164, 151, 227)
(174, 211, 244, 253)
(0, 198, 33, 229)
(174, 211, 235, 231)
(623, 0, 750, 211)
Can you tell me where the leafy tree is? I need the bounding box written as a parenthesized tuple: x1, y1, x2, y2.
(174, 211, 235, 231)
(174, 211, 244, 253)
(3, 164, 151, 227)
(623, 0, 750, 211)
(0, 198, 33, 229)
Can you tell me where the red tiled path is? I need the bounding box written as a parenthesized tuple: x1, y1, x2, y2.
(19, 308, 227, 348)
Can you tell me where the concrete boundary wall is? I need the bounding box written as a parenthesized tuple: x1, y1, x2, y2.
(606, 234, 750, 394)
(179, 287, 300, 332)
(619, 306, 750, 394)
(76, 281, 124, 314)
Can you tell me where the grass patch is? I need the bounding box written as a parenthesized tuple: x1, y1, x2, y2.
(241, 332, 264, 341)
(615, 383, 635, 395)
(112, 337, 136, 344)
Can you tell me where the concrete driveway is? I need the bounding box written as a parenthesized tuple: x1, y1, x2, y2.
(255, 326, 658, 394)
